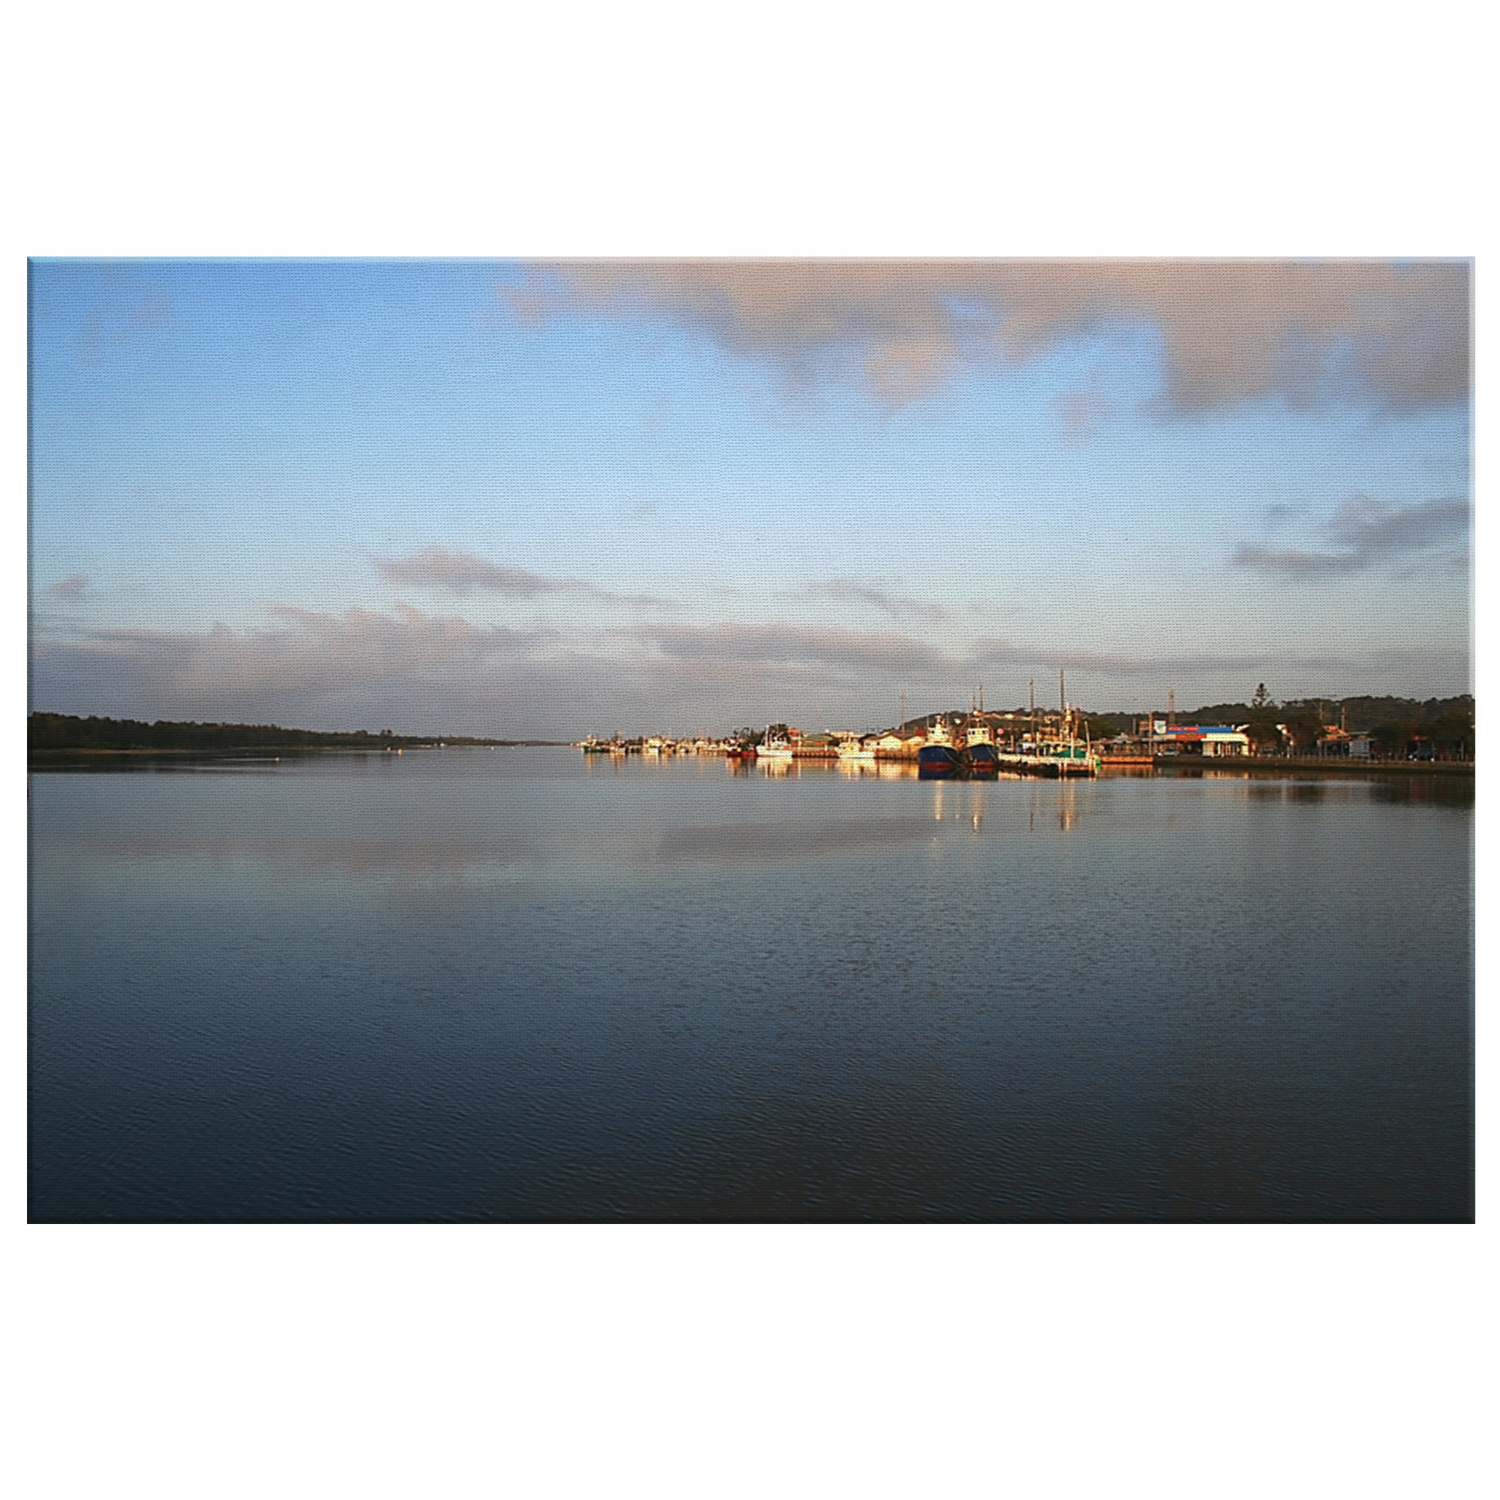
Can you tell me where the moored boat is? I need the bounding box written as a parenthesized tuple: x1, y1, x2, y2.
(757, 725, 794, 762)
(917, 717, 962, 777)
(963, 716, 1000, 773)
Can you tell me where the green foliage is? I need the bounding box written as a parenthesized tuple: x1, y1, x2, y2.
(1425, 711, 1475, 752)
(1278, 710, 1325, 751)
(1189, 701, 1254, 725)
(1370, 719, 1419, 752)
(27, 713, 531, 753)
(1171, 693, 1474, 757)
(1080, 711, 1137, 735)
(1278, 695, 1473, 735)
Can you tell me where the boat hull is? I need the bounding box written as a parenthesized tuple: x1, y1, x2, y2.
(918, 744, 961, 778)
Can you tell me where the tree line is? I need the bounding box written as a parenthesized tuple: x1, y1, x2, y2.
(1085, 690, 1473, 757)
(27, 714, 526, 753)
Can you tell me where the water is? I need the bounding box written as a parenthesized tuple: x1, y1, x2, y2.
(28, 749, 1473, 1221)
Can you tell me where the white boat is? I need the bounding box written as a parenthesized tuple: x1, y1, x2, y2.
(757, 727, 794, 761)
(837, 737, 876, 763)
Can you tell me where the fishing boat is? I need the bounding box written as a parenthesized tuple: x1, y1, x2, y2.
(1038, 740, 1099, 777)
(836, 736, 876, 763)
(963, 716, 1000, 772)
(917, 717, 962, 777)
(757, 726, 794, 762)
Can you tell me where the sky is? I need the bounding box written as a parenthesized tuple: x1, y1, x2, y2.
(28, 259, 1471, 738)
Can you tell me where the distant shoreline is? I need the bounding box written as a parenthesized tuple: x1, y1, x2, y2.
(28, 745, 1472, 775)
(28, 742, 570, 766)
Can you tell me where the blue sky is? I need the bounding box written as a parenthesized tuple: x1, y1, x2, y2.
(29, 259, 1470, 736)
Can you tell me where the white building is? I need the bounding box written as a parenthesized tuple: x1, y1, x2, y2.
(1157, 725, 1251, 757)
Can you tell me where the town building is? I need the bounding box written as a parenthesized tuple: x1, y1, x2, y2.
(1155, 725, 1251, 757)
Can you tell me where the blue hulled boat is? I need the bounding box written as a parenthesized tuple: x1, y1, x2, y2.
(917, 717, 962, 778)
(964, 716, 1000, 773)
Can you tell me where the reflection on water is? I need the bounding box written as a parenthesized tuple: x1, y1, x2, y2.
(1368, 775, 1474, 808)
(655, 817, 933, 864)
(29, 748, 1473, 1222)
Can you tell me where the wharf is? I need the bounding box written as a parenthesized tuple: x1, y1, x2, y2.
(1153, 756, 1473, 776)
(993, 752, 1098, 778)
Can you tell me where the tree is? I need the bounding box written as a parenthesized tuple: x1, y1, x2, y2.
(1244, 720, 1283, 754)
(1424, 710, 1474, 759)
(1371, 718, 1419, 757)
(1251, 683, 1273, 711)
(1280, 710, 1325, 752)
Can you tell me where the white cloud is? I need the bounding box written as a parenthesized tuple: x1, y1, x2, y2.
(499, 260, 1469, 411)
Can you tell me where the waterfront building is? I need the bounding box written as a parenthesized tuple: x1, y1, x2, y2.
(1155, 725, 1251, 757)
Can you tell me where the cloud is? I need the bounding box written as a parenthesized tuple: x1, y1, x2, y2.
(1232, 495, 1469, 576)
(32, 603, 556, 723)
(497, 260, 1469, 411)
(808, 577, 947, 623)
(78, 288, 169, 360)
(372, 546, 666, 606)
(634, 622, 951, 673)
(1262, 503, 1302, 532)
(632, 623, 1320, 682)
(967, 638, 1147, 674)
(52, 573, 89, 600)
(374, 546, 573, 597)
(31, 601, 1467, 736)
(1052, 380, 1117, 441)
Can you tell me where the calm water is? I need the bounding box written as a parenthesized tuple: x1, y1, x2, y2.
(29, 749, 1473, 1221)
